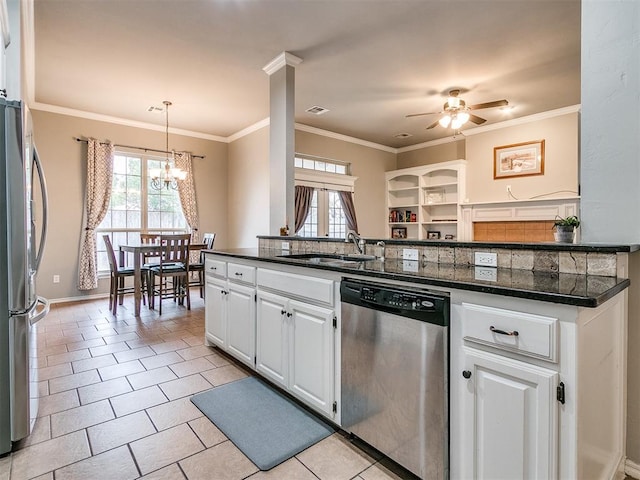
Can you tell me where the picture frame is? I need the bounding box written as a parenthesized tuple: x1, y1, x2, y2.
(494, 139, 545, 179)
(391, 227, 407, 239)
(427, 231, 441, 239)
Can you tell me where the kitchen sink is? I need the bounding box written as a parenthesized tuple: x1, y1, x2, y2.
(278, 253, 377, 264)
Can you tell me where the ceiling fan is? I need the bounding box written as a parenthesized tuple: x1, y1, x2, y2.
(406, 89, 508, 130)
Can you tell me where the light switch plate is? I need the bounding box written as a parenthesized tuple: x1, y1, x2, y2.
(474, 251, 497, 267)
(281, 241, 290, 251)
(403, 248, 419, 261)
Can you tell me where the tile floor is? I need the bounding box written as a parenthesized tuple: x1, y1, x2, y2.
(0, 294, 412, 480)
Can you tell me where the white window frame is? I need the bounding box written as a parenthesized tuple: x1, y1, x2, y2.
(96, 150, 189, 273)
(295, 168, 358, 238)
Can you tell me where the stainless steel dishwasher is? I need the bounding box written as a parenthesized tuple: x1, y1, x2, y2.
(340, 279, 449, 480)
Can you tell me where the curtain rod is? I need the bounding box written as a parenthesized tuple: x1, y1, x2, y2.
(73, 137, 206, 159)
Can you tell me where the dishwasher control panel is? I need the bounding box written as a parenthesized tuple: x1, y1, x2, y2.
(361, 286, 436, 311)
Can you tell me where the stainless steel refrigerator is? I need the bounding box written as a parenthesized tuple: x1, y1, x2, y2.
(0, 98, 49, 455)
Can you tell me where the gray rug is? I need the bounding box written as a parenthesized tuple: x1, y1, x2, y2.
(190, 376, 335, 470)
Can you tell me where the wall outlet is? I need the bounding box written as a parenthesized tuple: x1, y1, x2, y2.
(474, 266, 497, 282)
(474, 252, 498, 267)
(281, 241, 290, 251)
(53, 275, 60, 284)
(403, 248, 419, 261)
(402, 260, 419, 272)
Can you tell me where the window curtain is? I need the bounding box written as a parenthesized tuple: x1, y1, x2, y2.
(175, 152, 200, 242)
(338, 190, 359, 233)
(295, 185, 315, 233)
(77, 139, 114, 290)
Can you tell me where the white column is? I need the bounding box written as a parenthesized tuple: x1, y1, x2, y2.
(263, 52, 303, 235)
(580, 0, 640, 243)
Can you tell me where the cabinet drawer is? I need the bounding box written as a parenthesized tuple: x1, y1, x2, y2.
(257, 268, 333, 305)
(204, 258, 226, 278)
(461, 303, 558, 362)
(228, 263, 256, 285)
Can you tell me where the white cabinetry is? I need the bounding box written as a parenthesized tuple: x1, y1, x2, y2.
(204, 258, 256, 368)
(256, 268, 337, 419)
(450, 290, 627, 480)
(385, 160, 466, 240)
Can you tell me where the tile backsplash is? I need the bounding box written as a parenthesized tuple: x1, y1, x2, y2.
(258, 237, 620, 277)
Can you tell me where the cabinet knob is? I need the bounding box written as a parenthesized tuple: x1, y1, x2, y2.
(286, 312, 292, 317)
(462, 370, 472, 379)
(281, 309, 287, 315)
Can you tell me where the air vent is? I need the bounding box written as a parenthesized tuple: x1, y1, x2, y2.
(147, 105, 165, 113)
(305, 105, 330, 115)
(394, 133, 413, 138)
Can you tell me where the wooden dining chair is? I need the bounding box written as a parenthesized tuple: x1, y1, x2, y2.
(188, 232, 216, 297)
(147, 233, 191, 315)
(103, 235, 143, 315)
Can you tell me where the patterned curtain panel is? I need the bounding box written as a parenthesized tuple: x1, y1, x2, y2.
(294, 185, 314, 233)
(175, 152, 200, 242)
(338, 190, 359, 233)
(77, 139, 114, 290)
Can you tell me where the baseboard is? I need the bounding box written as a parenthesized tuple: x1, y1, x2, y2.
(49, 293, 109, 304)
(626, 458, 640, 479)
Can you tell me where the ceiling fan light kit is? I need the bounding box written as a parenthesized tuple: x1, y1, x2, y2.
(407, 89, 509, 132)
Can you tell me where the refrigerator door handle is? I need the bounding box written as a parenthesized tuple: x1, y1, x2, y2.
(29, 296, 50, 326)
(32, 145, 48, 271)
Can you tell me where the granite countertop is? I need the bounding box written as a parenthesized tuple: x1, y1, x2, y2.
(204, 248, 630, 308)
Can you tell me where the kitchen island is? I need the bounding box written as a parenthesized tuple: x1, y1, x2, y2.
(203, 241, 632, 480)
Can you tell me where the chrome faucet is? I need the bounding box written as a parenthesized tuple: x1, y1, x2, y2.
(346, 230, 365, 254)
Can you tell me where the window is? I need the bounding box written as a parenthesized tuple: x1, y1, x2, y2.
(96, 152, 187, 272)
(295, 155, 355, 238)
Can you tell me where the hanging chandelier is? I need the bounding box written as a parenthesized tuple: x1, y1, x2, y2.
(150, 100, 187, 190)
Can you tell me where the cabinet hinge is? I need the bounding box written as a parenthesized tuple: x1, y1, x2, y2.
(333, 316, 337, 329)
(556, 382, 565, 404)
(332, 401, 337, 414)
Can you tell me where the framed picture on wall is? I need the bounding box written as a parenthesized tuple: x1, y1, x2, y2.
(494, 139, 545, 179)
(391, 227, 407, 239)
(427, 231, 441, 239)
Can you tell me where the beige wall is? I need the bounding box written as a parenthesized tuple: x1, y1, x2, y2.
(465, 113, 579, 203)
(228, 126, 270, 248)
(396, 139, 465, 168)
(31, 110, 228, 301)
(295, 130, 397, 238)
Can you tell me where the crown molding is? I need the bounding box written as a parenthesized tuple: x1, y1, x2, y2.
(461, 104, 581, 136)
(294, 123, 398, 153)
(262, 51, 303, 75)
(226, 117, 270, 142)
(30, 102, 228, 142)
(396, 134, 463, 153)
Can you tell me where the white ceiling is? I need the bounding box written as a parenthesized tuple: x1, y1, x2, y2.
(33, 0, 581, 149)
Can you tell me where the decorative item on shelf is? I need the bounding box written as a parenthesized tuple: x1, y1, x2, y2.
(150, 100, 187, 190)
(445, 234, 455, 240)
(410, 212, 417, 223)
(427, 231, 441, 239)
(494, 139, 545, 179)
(553, 215, 579, 243)
(425, 189, 444, 204)
(391, 227, 407, 239)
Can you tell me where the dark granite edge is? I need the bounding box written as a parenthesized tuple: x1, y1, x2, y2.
(256, 236, 640, 253)
(204, 249, 630, 307)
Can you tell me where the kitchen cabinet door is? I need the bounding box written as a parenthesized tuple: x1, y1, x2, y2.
(226, 283, 256, 368)
(458, 346, 558, 480)
(288, 299, 335, 417)
(256, 291, 288, 388)
(205, 276, 227, 349)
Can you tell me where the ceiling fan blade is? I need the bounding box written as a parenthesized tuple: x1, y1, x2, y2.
(468, 113, 487, 125)
(468, 99, 509, 110)
(426, 119, 441, 129)
(406, 111, 441, 118)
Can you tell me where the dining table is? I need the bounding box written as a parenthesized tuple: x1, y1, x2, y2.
(119, 242, 207, 317)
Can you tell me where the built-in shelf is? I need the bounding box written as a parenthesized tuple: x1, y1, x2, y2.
(386, 160, 467, 240)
